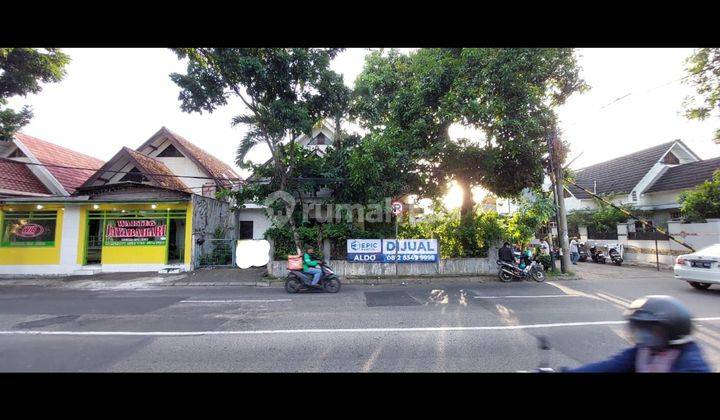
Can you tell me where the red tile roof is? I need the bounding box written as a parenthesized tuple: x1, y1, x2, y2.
(15, 133, 105, 194)
(0, 160, 51, 196)
(124, 148, 191, 193)
(160, 128, 241, 188)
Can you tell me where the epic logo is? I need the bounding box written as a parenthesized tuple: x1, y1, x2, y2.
(16, 223, 45, 238)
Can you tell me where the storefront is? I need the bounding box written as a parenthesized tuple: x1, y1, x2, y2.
(0, 185, 195, 275)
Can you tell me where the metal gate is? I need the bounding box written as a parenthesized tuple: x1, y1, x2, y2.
(195, 239, 236, 268)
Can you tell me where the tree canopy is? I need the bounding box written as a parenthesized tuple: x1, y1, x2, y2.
(0, 48, 70, 141)
(680, 170, 720, 222)
(684, 48, 720, 143)
(351, 48, 587, 213)
(170, 48, 351, 252)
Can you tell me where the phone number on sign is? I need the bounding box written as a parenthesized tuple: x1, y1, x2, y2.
(384, 254, 437, 262)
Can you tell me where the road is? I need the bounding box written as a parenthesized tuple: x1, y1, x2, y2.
(1, 263, 719, 372)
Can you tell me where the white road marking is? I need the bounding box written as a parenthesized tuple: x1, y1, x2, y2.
(473, 294, 580, 299)
(2, 317, 719, 337)
(179, 299, 292, 303)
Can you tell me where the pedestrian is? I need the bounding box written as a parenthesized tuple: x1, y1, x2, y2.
(540, 238, 550, 256)
(570, 237, 580, 265)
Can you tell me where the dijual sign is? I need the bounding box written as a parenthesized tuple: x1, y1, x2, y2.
(346, 239, 438, 263)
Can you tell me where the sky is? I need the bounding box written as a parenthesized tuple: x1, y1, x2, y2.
(8, 48, 719, 185)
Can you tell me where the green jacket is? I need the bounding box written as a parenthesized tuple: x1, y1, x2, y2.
(303, 252, 319, 271)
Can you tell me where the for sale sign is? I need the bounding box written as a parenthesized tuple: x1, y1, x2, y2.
(104, 219, 167, 246)
(346, 239, 438, 263)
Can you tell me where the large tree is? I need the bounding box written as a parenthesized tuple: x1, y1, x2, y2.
(352, 48, 586, 215)
(0, 48, 70, 141)
(170, 48, 350, 253)
(684, 48, 720, 143)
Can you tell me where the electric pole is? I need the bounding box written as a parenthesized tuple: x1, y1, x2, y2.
(547, 126, 571, 273)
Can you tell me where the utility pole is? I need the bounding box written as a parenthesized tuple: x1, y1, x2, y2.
(547, 127, 571, 273)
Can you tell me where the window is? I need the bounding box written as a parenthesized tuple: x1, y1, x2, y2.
(119, 167, 148, 183)
(631, 191, 637, 202)
(662, 152, 680, 165)
(239, 221, 253, 240)
(8, 148, 25, 158)
(1, 211, 57, 247)
(670, 211, 681, 219)
(156, 144, 184, 157)
(307, 133, 328, 145)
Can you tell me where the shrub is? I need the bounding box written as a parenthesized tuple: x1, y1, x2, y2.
(680, 171, 720, 222)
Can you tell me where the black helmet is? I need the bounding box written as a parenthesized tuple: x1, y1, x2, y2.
(624, 295, 693, 346)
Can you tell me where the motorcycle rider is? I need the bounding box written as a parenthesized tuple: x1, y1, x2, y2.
(302, 246, 323, 286)
(566, 295, 710, 372)
(499, 242, 516, 264)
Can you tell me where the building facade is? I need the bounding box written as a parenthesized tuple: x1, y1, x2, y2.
(0, 128, 240, 276)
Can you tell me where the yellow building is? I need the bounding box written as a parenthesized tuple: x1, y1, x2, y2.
(0, 128, 239, 276)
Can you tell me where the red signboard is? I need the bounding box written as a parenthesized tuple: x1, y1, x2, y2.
(15, 223, 46, 238)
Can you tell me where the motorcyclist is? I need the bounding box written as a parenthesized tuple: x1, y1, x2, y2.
(566, 295, 711, 372)
(302, 246, 322, 286)
(498, 242, 516, 264)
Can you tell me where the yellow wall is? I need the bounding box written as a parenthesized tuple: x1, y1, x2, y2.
(184, 202, 193, 265)
(101, 245, 168, 264)
(83, 202, 190, 266)
(76, 207, 87, 265)
(0, 206, 63, 265)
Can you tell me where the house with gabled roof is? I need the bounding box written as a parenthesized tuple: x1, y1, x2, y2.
(0, 133, 104, 197)
(565, 139, 720, 229)
(1, 128, 241, 276)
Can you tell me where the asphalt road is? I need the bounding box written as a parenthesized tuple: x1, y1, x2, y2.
(1, 263, 719, 372)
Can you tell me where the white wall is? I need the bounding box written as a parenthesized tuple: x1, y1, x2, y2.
(237, 208, 272, 240)
(669, 220, 720, 252)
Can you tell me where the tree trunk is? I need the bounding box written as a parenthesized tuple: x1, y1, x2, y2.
(554, 166, 572, 272)
(457, 179, 474, 217)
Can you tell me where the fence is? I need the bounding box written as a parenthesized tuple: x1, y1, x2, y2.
(267, 256, 497, 278)
(195, 238, 236, 268)
(587, 227, 618, 240)
(628, 231, 670, 241)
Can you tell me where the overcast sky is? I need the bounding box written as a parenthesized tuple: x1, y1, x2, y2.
(8, 48, 719, 179)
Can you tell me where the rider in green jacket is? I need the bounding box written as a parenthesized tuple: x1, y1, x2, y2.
(303, 246, 322, 286)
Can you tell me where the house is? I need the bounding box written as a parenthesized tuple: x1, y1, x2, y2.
(0, 128, 241, 275)
(565, 139, 720, 230)
(237, 121, 339, 241)
(0, 133, 104, 197)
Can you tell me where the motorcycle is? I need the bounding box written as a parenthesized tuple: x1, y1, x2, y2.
(589, 244, 607, 264)
(285, 263, 341, 294)
(578, 243, 589, 262)
(497, 259, 546, 283)
(607, 244, 623, 266)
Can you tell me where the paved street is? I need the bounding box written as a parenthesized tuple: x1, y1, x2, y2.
(0, 262, 719, 372)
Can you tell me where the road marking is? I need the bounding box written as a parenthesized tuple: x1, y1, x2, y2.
(3, 317, 719, 337)
(473, 294, 580, 299)
(179, 299, 292, 303)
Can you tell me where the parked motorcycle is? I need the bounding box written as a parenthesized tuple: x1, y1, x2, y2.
(589, 244, 607, 264)
(608, 245, 623, 266)
(285, 263, 341, 293)
(497, 259, 546, 282)
(578, 243, 589, 262)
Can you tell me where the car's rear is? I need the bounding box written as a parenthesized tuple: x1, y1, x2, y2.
(674, 244, 720, 290)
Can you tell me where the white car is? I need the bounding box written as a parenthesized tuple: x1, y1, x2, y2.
(674, 244, 720, 290)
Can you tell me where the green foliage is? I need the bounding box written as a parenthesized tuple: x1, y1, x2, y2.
(679, 171, 720, 221)
(535, 254, 552, 271)
(399, 210, 503, 258)
(566, 201, 632, 233)
(352, 48, 587, 204)
(0, 48, 70, 141)
(684, 48, 720, 143)
(503, 195, 555, 244)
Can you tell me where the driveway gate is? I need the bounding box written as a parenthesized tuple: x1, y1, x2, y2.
(195, 238, 236, 268)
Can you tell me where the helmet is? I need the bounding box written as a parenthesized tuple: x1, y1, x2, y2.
(624, 295, 693, 348)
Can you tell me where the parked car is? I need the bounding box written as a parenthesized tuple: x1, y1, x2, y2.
(674, 244, 720, 290)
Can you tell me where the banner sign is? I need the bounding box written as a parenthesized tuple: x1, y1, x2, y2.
(346, 239, 438, 263)
(1, 218, 56, 247)
(104, 219, 167, 246)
